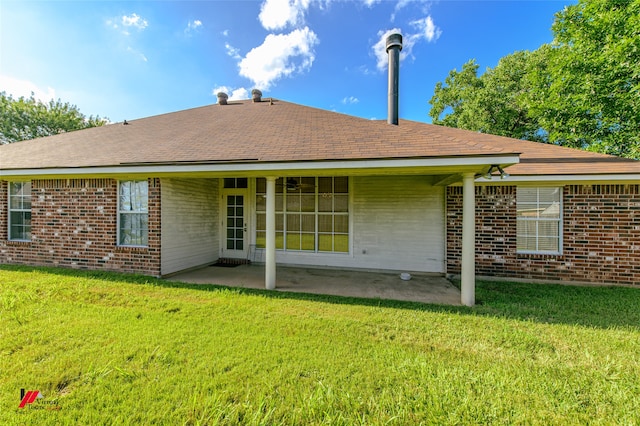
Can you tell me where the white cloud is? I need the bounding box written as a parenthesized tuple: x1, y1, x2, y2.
(373, 28, 410, 71)
(410, 16, 441, 42)
(222, 29, 229, 37)
(231, 87, 249, 100)
(238, 27, 318, 90)
(342, 96, 359, 104)
(391, 0, 432, 21)
(185, 20, 203, 35)
(0, 75, 57, 102)
(225, 43, 242, 60)
(122, 13, 148, 30)
(363, 0, 381, 6)
(212, 86, 249, 101)
(127, 46, 148, 62)
(394, 0, 412, 13)
(106, 19, 118, 30)
(107, 13, 148, 36)
(259, 0, 311, 30)
(372, 16, 440, 71)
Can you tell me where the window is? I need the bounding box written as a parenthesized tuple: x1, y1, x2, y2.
(255, 177, 349, 253)
(8, 181, 32, 241)
(118, 180, 148, 246)
(223, 178, 248, 189)
(517, 187, 562, 254)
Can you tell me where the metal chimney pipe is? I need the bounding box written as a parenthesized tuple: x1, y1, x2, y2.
(385, 33, 402, 125)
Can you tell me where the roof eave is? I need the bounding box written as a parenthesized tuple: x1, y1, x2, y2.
(477, 173, 640, 184)
(0, 154, 520, 179)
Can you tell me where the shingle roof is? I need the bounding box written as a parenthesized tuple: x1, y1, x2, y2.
(399, 121, 640, 176)
(1, 99, 638, 176)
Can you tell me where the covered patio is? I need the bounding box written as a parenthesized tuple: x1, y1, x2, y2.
(167, 265, 462, 305)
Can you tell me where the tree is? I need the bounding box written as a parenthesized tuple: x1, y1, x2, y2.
(533, 0, 640, 157)
(429, 0, 640, 158)
(429, 50, 548, 142)
(0, 92, 108, 144)
(428, 59, 483, 130)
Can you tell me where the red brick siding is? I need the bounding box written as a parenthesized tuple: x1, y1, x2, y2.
(0, 180, 7, 242)
(0, 178, 161, 276)
(447, 184, 640, 286)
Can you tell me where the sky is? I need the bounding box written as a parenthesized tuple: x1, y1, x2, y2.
(0, 0, 574, 124)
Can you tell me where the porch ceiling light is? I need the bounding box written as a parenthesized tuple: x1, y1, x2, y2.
(286, 178, 299, 191)
(499, 166, 510, 180)
(481, 165, 510, 180)
(482, 168, 494, 180)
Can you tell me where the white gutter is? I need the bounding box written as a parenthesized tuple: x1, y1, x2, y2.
(0, 155, 520, 178)
(475, 174, 640, 184)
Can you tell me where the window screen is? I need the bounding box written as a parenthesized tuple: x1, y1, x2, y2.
(9, 181, 32, 241)
(517, 187, 562, 253)
(118, 180, 149, 246)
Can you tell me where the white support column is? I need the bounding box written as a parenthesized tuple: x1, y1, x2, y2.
(461, 172, 476, 307)
(265, 176, 277, 290)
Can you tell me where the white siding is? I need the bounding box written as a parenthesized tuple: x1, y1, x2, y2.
(256, 176, 445, 273)
(351, 176, 445, 272)
(161, 178, 219, 275)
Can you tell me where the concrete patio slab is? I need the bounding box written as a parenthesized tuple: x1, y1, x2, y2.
(167, 265, 461, 306)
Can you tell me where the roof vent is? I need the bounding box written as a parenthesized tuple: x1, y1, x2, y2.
(252, 89, 262, 103)
(217, 92, 228, 105)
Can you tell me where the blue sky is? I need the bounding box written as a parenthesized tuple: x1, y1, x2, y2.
(0, 1, 572, 123)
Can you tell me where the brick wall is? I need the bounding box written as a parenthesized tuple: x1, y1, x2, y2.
(0, 181, 6, 252)
(447, 184, 640, 286)
(0, 178, 161, 276)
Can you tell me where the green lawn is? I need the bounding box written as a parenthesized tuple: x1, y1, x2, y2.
(1, 265, 639, 425)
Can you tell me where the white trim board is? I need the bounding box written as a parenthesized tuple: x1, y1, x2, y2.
(0, 155, 520, 179)
(472, 174, 640, 184)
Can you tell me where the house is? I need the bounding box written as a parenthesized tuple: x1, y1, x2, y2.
(2, 37, 639, 306)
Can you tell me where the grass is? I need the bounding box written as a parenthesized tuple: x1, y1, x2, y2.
(1, 265, 639, 425)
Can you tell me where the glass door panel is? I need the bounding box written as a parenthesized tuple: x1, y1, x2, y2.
(223, 194, 247, 258)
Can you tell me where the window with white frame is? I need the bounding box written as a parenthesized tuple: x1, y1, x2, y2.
(223, 177, 248, 189)
(255, 177, 349, 253)
(118, 180, 148, 246)
(516, 187, 562, 254)
(9, 181, 32, 241)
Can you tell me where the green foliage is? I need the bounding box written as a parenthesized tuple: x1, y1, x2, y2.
(428, 60, 483, 130)
(0, 92, 107, 144)
(429, 0, 640, 158)
(429, 51, 547, 142)
(538, 0, 640, 157)
(1, 266, 639, 424)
